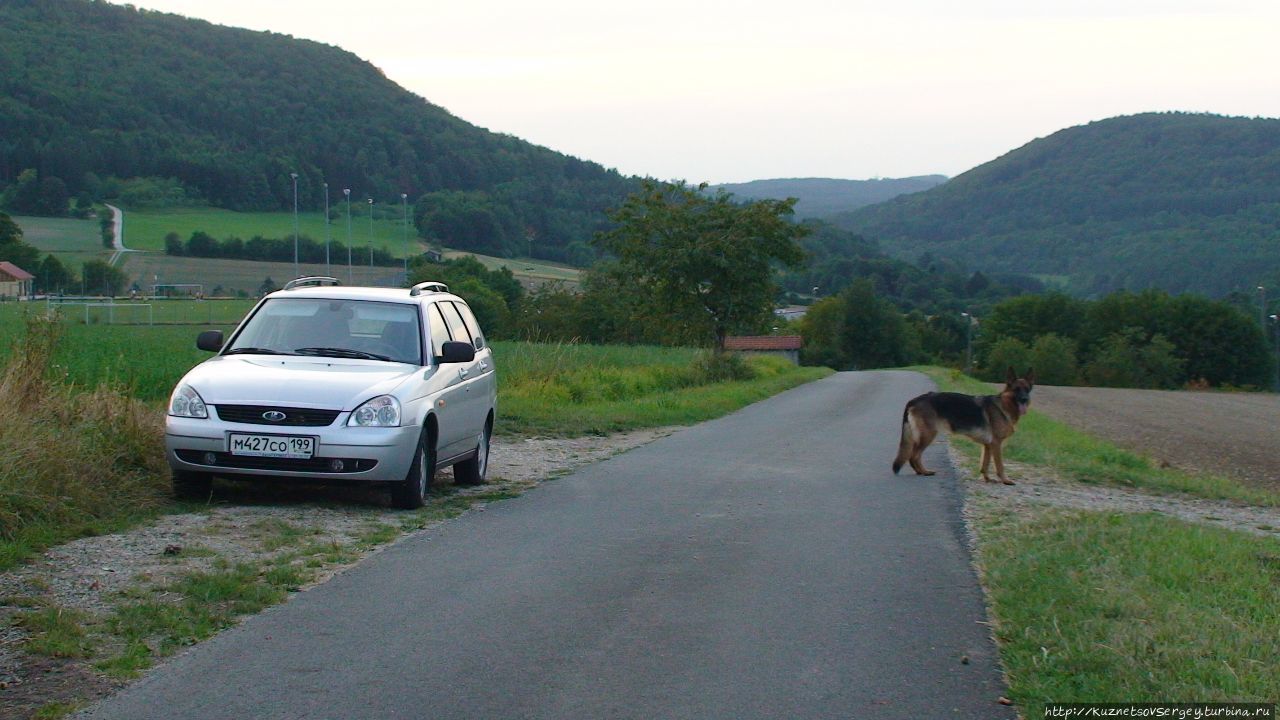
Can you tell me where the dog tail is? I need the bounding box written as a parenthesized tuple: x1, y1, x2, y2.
(892, 403, 913, 474)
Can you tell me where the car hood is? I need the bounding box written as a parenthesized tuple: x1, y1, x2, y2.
(181, 355, 420, 410)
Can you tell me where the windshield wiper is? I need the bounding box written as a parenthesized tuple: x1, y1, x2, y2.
(294, 347, 391, 362)
(225, 347, 291, 355)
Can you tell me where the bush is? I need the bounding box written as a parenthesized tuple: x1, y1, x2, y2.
(981, 336, 1032, 382)
(1084, 328, 1184, 389)
(1028, 333, 1079, 386)
(693, 351, 756, 383)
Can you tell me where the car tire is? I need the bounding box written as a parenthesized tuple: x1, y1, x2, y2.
(453, 422, 490, 486)
(391, 426, 434, 509)
(172, 470, 213, 500)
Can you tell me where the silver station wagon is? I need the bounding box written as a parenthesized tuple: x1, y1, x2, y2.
(165, 278, 496, 508)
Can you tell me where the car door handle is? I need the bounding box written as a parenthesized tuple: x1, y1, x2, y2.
(458, 367, 469, 379)
(478, 360, 488, 372)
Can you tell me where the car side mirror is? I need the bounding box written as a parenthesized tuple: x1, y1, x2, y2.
(439, 340, 475, 364)
(197, 330, 224, 352)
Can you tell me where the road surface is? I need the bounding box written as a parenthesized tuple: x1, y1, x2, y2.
(80, 371, 1012, 719)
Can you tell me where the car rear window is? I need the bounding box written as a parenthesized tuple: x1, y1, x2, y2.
(450, 301, 486, 350)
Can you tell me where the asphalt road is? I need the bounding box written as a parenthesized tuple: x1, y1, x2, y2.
(81, 370, 1012, 720)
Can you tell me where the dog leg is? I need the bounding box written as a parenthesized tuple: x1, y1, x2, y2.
(979, 444, 995, 483)
(993, 442, 1014, 485)
(911, 425, 937, 476)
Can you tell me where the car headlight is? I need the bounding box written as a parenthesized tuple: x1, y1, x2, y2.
(348, 395, 401, 427)
(169, 384, 208, 419)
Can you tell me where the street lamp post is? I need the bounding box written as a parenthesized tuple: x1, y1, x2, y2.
(1260, 286, 1268, 330)
(368, 198, 374, 285)
(290, 172, 299, 279)
(1271, 314, 1279, 393)
(323, 182, 330, 276)
(962, 312, 973, 373)
(344, 189, 352, 285)
(401, 193, 409, 285)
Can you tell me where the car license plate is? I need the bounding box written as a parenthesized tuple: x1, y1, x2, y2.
(228, 433, 316, 459)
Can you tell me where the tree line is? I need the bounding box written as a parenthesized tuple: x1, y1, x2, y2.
(164, 231, 403, 267)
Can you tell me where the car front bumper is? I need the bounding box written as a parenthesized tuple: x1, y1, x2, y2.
(165, 414, 420, 483)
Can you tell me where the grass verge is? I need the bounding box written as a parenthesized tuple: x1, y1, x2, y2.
(973, 507, 1280, 714)
(912, 366, 1280, 506)
(0, 316, 171, 570)
(496, 341, 831, 435)
(909, 366, 1280, 711)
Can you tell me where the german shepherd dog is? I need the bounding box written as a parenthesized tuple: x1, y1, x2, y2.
(892, 368, 1035, 485)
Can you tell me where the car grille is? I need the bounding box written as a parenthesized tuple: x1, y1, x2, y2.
(214, 405, 341, 427)
(175, 450, 377, 474)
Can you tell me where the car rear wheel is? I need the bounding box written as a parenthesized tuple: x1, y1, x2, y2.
(172, 470, 212, 500)
(391, 427, 434, 509)
(453, 422, 490, 486)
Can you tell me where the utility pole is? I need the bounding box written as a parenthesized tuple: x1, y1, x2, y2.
(290, 172, 299, 279)
(1272, 314, 1279, 393)
(962, 312, 973, 373)
(344, 189, 352, 285)
(323, 183, 330, 277)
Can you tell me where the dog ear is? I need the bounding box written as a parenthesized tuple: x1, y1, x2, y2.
(1024, 367, 1036, 386)
(1006, 366, 1017, 385)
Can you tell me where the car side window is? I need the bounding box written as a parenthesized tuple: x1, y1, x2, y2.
(439, 302, 471, 351)
(427, 303, 451, 358)
(449, 301, 485, 350)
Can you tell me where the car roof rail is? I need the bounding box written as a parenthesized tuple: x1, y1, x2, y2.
(283, 276, 342, 291)
(409, 281, 449, 296)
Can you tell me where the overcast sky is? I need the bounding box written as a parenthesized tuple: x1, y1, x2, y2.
(126, 0, 1280, 184)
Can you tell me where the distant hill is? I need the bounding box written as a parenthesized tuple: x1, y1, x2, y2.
(0, 0, 638, 263)
(709, 176, 947, 219)
(832, 113, 1280, 297)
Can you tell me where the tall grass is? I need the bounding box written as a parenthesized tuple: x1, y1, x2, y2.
(493, 341, 829, 435)
(0, 316, 170, 568)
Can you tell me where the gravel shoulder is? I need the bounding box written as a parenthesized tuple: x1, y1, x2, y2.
(0, 429, 674, 718)
(1031, 385, 1280, 491)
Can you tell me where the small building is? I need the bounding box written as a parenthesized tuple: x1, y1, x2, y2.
(774, 305, 809, 322)
(724, 335, 803, 364)
(0, 261, 33, 300)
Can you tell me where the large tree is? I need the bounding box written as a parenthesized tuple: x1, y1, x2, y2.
(593, 181, 807, 350)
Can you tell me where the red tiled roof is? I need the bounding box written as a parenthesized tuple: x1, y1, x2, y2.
(724, 335, 802, 351)
(0, 261, 33, 281)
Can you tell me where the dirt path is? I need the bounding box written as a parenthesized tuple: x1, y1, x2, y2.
(1031, 385, 1280, 491)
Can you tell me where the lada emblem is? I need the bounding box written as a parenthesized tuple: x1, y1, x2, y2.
(263, 410, 287, 422)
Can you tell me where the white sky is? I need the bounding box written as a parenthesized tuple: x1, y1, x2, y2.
(125, 0, 1280, 183)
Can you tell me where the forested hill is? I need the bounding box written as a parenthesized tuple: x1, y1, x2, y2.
(831, 113, 1280, 297)
(0, 0, 638, 262)
(709, 176, 947, 219)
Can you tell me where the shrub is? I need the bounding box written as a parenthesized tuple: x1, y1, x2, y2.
(1028, 333, 1079, 386)
(981, 336, 1032, 382)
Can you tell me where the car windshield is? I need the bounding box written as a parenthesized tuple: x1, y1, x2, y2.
(226, 298, 423, 365)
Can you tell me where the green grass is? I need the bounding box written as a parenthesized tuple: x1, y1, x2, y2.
(975, 508, 1280, 714)
(494, 341, 832, 435)
(911, 366, 1280, 505)
(15, 605, 94, 658)
(10, 215, 111, 269)
(120, 207, 420, 255)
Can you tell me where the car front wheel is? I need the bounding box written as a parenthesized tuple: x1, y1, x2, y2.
(391, 427, 434, 509)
